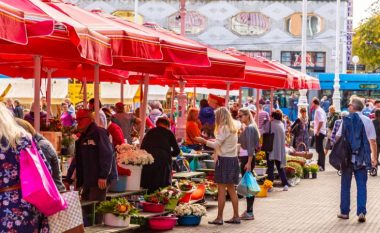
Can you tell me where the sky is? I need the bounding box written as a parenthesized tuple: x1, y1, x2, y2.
(353, 0, 377, 28)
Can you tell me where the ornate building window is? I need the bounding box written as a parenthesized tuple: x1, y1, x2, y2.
(230, 12, 270, 36)
(285, 13, 323, 37)
(112, 11, 144, 24)
(167, 11, 207, 35)
(240, 50, 272, 60)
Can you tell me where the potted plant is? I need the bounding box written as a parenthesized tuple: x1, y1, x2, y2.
(303, 165, 310, 179)
(174, 203, 207, 226)
(254, 151, 267, 175)
(256, 179, 273, 198)
(96, 198, 138, 227)
(116, 143, 154, 190)
(310, 164, 319, 179)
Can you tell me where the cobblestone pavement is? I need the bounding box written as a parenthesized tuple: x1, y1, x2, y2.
(140, 155, 380, 233)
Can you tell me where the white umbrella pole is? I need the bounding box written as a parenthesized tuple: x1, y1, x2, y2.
(33, 55, 42, 132)
(225, 82, 231, 107)
(120, 78, 124, 104)
(256, 89, 260, 124)
(238, 87, 242, 107)
(171, 84, 175, 119)
(83, 77, 87, 108)
(139, 74, 149, 143)
(193, 86, 196, 107)
(94, 64, 100, 125)
(45, 69, 54, 125)
(270, 89, 274, 114)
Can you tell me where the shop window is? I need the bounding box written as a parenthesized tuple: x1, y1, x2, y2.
(167, 11, 207, 35)
(281, 51, 326, 72)
(231, 12, 270, 36)
(285, 13, 323, 37)
(240, 51, 272, 60)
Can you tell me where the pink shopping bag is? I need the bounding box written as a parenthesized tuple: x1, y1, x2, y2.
(20, 140, 67, 216)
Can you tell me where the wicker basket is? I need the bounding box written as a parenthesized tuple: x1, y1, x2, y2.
(290, 143, 313, 160)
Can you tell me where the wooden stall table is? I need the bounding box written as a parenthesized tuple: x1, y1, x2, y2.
(85, 224, 139, 233)
(106, 189, 147, 199)
(173, 171, 205, 180)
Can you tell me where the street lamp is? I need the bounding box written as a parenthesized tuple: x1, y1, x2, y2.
(298, 0, 309, 115)
(332, 0, 341, 112)
(352, 55, 359, 73)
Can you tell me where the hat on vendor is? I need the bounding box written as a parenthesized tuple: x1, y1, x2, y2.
(76, 109, 92, 120)
(115, 102, 125, 110)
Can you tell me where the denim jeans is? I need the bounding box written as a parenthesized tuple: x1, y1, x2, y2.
(340, 165, 368, 216)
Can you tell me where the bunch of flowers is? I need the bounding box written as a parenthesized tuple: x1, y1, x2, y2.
(262, 180, 273, 189)
(255, 151, 266, 166)
(178, 180, 196, 192)
(174, 204, 207, 217)
(310, 164, 319, 174)
(158, 186, 182, 200)
(116, 143, 154, 166)
(205, 180, 218, 194)
(96, 198, 138, 220)
(285, 166, 296, 178)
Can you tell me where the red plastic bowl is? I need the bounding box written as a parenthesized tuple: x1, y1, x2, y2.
(149, 216, 178, 231)
(142, 202, 165, 213)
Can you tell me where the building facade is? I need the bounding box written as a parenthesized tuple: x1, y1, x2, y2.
(74, 0, 348, 73)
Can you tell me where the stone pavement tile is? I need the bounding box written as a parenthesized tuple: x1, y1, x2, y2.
(138, 159, 380, 233)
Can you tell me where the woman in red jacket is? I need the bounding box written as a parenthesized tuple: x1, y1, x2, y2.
(103, 108, 125, 147)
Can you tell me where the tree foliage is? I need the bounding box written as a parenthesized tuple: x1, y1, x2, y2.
(352, 0, 380, 72)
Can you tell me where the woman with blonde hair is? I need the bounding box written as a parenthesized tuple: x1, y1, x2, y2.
(237, 108, 260, 220)
(196, 107, 240, 225)
(0, 103, 49, 232)
(186, 108, 202, 149)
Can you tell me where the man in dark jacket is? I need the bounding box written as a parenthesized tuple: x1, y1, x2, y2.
(75, 109, 117, 203)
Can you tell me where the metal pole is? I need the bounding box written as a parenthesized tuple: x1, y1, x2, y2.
(94, 64, 100, 125)
(180, 0, 186, 36)
(333, 0, 341, 111)
(120, 79, 124, 103)
(134, 0, 139, 23)
(354, 64, 357, 74)
(33, 56, 41, 132)
(139, 74, 149, 143)
(225, 82, 231, 107)
(298, 0, 309, 114)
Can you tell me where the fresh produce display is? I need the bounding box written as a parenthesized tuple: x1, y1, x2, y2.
(96, 198, 138, 220)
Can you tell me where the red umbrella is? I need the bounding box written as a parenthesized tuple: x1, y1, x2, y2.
(104, 15, 211, 68)
(0, 1, 55, 45)
(0, 0, 113, 66)
(45, 1, 163, 61)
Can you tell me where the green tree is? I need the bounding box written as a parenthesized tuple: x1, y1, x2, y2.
(352, 0, 380, 72)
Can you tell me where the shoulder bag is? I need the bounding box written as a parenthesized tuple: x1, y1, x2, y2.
(261, 122, 274, 152)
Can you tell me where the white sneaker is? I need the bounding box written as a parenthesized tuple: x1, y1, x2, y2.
(283, 185, 289, 191)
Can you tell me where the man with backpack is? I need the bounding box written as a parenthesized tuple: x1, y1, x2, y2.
(335, 97, 377, 223)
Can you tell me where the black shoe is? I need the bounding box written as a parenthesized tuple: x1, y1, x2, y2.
(358, 213, 366, 223)
(225, 218, 241, 224)
(337, 213, 349, 219)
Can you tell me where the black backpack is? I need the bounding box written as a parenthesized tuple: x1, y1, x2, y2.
(329, 120, 352, 171)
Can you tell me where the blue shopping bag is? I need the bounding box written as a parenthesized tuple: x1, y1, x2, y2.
(189, 158, 200, 171)
(237, 172, 261, 197)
